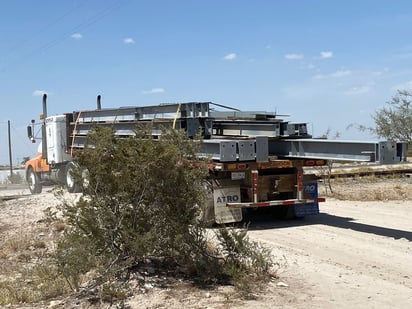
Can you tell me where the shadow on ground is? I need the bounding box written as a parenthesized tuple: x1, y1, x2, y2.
(242, 211, 412, 241)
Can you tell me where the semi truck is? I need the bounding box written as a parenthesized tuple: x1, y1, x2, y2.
(25, 95, 408, 225)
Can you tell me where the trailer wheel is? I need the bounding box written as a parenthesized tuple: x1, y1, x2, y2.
(66, 162, 82, 193)
(272, 205, 296, 219)
(27, 168, 42, 194)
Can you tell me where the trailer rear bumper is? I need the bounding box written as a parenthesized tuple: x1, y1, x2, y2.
(226, 197, 325, 208)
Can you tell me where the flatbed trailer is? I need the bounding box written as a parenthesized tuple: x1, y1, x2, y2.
(25, 95, 408, 224)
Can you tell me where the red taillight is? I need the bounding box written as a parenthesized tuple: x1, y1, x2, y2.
(304, 159, 326, 166)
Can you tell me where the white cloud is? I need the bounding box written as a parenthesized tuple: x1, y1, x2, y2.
(344, 86, 371, 95)
(395, 46, 412, 58)
(223, 53, 237, 60)
(392, 80, 412, 91)
(312, 69, 351, 79)
(312, 73, 325, 79)
(284, 53, 304, 60)
(32, 90, 48, 97)
(331, 69, 352, 77)
(320, 51, 333, 59)
(71, 33, 83, 40)
(123, 38, 135, 44)
(142, 88, 165, 95)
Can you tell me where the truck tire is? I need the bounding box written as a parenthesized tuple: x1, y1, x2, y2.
(27, 168, 42, 194)
(65, 162, 82, 193)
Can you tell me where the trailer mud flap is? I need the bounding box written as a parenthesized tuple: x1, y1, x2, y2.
(213, 187, 243, 224)
(294, 183, 320, 217)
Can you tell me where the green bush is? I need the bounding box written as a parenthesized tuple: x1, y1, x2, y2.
(55, 125, 274, 300)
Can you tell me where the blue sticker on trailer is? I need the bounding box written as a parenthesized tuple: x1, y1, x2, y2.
(294, 183, 320, 217)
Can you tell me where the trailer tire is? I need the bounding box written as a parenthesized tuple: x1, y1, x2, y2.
(272, 205, 296, 219)
(66, 162, 82, 193)
(27, 167, 42, 194)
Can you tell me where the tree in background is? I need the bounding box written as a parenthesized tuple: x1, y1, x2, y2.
(356, 90, 412, 142)
(373, 90, 412, 141)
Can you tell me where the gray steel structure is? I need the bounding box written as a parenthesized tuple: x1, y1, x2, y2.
(65, 101, 408, 164)
(269, 139, 407, 163)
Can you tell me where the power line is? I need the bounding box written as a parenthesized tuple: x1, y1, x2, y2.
(0, 122, 35, 153)
(5, 0, 90, 56)
(0, 0, 125, 73)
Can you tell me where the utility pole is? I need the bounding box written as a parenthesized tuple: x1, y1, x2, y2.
(8, 120, 13, 177)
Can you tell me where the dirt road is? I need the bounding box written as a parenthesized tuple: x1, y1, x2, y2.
(245, 199, 412, 308)
(1, 186, 411, 308)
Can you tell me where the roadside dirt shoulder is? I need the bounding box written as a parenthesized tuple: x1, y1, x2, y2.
(1, 183, 411, 308)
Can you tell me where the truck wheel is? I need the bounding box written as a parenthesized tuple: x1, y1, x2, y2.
(27, 168, 42, 194)
(66, 162, 82, 193)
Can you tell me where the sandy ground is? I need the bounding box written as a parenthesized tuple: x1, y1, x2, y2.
(246, 199, 412, 308)
(0, 181, 411, 308)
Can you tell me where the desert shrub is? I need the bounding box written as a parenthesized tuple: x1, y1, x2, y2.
(55, 126, 274, 300)
(215, 226, 274, 296)
(7, 172, 24, 184)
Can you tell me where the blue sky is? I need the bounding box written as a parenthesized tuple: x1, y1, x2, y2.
(1, 0, 412, 164)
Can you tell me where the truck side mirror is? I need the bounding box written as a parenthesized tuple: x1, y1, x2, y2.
(27, 125, 35, 143)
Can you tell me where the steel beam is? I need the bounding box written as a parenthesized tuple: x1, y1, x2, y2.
(269, 139, 407, 163)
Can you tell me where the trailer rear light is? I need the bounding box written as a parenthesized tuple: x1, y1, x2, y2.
(212, 163, 248, 171)
(227, 164, 237, 170)
(213, 163, 223, 171)
(227, 163, 248, 170)
(304, 159, 326, 166)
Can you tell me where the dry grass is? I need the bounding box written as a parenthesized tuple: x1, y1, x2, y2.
(0, 213, 71, 306)
(319, 176, 412, 201)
